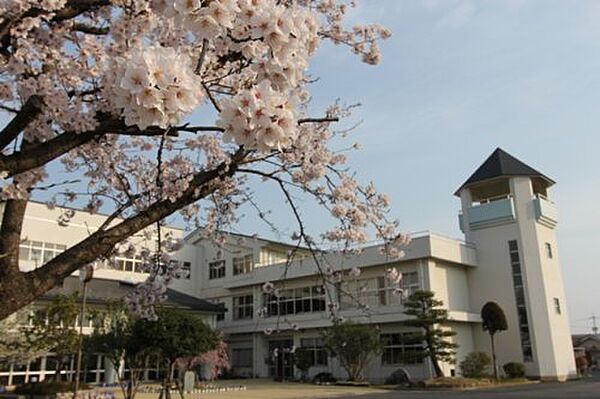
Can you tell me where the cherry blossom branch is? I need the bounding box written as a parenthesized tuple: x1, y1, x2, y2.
(0, 0, 111, 54)
(0, 147, 248, 320)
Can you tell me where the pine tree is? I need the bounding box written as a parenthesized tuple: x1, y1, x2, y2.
(403, 290, 458, 378)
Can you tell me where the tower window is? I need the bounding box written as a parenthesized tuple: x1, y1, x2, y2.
(545, 243, 553, 259)
(553, 298, 561, 315)
(508, 240, 533, 362)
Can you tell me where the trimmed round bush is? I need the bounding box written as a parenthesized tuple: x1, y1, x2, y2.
(460, 351, 491, 378)
(503, 362, 526, 378)
(385, 368, 412, 385)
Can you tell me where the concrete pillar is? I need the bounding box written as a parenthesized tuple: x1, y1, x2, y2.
(40, 356, 47, 382)
(104, 357, 117, 384)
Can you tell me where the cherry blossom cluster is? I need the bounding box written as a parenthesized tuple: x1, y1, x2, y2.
(103, 45, 204, 129)
(218, 81, 299, 151)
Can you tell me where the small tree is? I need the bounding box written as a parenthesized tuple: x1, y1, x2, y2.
(481, 302, 508, 379)
(26, 293, 79, 381)
(403, 290, 458, 378)
(132, 309, 219, 399)
(85, 301, 148, 399)
(460, 352, 491, 378)
(322, 321, 381, 381)
(0, 307, 49, 369)
(176, 336, 230, 381)
(293, 348, 313, 382)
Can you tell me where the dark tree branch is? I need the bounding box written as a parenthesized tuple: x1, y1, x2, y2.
(297, 117, 339, 124)
(195, 39, 209, 75)
(0, 117, 124, 178)
(0, 95, 44, 150)
(71, 22, 109, 35)
(0, 119, 226, 178)
(203, 83, 222, 113)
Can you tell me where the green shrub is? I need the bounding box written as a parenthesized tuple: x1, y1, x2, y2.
(503, 362, 526, 378)
(460, 351, 491, 378)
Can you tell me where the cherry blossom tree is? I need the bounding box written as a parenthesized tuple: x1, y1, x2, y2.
(0, 0, 407, 321)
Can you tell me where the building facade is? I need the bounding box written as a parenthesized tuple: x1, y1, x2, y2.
(1, 149, 577, 384)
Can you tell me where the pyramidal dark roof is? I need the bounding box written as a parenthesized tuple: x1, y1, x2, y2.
(455, 148, 554, 196)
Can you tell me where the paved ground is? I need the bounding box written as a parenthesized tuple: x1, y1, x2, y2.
(344, 376, 600, 399)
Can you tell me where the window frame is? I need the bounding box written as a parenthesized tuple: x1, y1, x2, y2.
(553, 297, 561, 315)
(545, 242, 553, 259)
(209, 260, 226, 280)
(232, 294, 254, 320)
(300, 338, 328, 367)
(233, 254, 254, 275)
(380, 332, 424, 365)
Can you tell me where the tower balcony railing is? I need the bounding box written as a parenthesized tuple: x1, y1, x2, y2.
(533, 194, 558, 228)
(465, 195, 516, 230)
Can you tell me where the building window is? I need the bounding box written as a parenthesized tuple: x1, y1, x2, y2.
(113, 255, 143, 273)
(257, 248, 289, 267)
(210, 299, 226, 321)
(545, 242, 553, 259)
(508, 240, 533, 362)
(19, 241, 67, 265)
(169, 260, 191, 279)
(381, 333, 423, 365)
(339, 272, 419, 309)
(232, 295, 254, 320)
(181, 261, 191, 279)
(233, 254, 254, 275)
(209, 260, 226, 279)
(553, 298, 561, 315)
(231, 348, 253, 368)
(300, 338, 328, 367)
(263, 286, 326, 317)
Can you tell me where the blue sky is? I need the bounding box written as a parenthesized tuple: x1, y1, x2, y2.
(288, 0, 600, 334)
(3, 1, 598, 333)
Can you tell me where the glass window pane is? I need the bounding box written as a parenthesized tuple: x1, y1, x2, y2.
(19, 246, 30, 261)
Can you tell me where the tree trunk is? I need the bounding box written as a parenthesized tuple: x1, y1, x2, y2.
(424, 327, 444, 378)
(490, 333, 498, 380)
(430, 354, 444, 378)
(174, 379, 185, 399)
(0, 199, 28, 317)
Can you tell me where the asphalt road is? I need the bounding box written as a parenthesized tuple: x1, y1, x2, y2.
(344, 376, 600, 399)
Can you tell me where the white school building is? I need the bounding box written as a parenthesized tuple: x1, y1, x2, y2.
(0, 148, 577, 384)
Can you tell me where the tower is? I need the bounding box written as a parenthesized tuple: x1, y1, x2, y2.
(456, 148, 576, 380)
